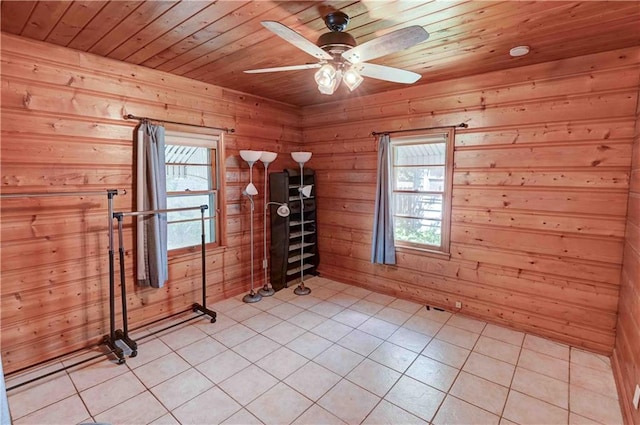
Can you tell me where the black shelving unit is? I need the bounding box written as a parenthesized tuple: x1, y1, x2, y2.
(269, 168, 319, 291)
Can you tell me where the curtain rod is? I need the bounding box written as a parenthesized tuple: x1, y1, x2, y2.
(371, 123, 468, 136)
(124, 114, 235, 133)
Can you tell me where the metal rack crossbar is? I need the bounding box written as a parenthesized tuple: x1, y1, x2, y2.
(0, 189, 127, 199)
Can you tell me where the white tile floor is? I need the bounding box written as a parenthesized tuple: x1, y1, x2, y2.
(5, 277, 624, 425)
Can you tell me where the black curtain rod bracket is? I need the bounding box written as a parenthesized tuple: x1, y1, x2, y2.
(371, 122, 468, 137)
(124, 114, 235, 134)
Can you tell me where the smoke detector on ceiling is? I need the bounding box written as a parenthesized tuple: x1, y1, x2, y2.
(509, 45, 530, 57)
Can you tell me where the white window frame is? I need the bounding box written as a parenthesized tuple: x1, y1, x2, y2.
(391, 129, 454, 256)
(164, 130, 223, 252)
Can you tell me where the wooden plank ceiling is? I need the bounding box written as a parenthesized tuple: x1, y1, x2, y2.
(2, 1, 639, 106)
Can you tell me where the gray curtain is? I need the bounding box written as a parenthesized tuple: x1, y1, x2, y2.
(136, 122, 168, 288)
(371, 134, 396, 264)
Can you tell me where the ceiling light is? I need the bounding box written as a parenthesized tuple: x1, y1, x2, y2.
(315, 64, 336, 88)
(343, 67, 364, 91)
(509, 45, 530, 57)
(315, 64, 343, 95)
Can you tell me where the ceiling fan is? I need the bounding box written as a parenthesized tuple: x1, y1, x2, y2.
(244, 11, 429, 95)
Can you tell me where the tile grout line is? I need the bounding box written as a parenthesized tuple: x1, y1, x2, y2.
(429, 312, 487, 424)
(499, 332, 525, 424)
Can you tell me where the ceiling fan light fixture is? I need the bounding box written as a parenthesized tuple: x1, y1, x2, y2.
(343, 67, 364, 91)
(315, 64, 341, 95)
(315, 64, 336, 87)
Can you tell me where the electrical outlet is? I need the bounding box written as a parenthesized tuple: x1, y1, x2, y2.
(633, 384, 640, 410)
(455, 301, 462, 309)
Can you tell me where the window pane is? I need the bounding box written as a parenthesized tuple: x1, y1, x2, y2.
(166, 194, 215, 220)
(395, 216, 442, 246)
(394, 193, 442, 220)
(167, 194, 216, 246)
(166, 144, 211, 192)
(394, 166, 444, 191)
(165, 145, 210, 165)
(166, 164, 211, 191)
(168, 220, 212, 250)
(394, 143, 446, 166)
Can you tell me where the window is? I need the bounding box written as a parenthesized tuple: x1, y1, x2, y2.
(164, 131, 223, 251)
(391, 130, 454, 254)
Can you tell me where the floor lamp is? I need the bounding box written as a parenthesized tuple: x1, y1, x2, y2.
(291, 151, 313, 296)
(259, 151, 277, 297)
(240, 150, 262, 303)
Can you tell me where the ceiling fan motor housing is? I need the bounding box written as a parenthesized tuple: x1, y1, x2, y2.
(317, 31, 357, 54)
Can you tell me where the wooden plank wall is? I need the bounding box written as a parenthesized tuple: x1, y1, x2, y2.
(302, 47, 640, 354)
(0, 33, 302, 374)
(613, 83, 640, 425)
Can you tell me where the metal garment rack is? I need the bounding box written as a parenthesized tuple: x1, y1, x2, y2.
(108, 204, 217, 363)
(1, 189, 126, 390)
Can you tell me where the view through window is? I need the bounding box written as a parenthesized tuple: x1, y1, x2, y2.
(165, 131, 220, 251)
(391, 130, 453, 253)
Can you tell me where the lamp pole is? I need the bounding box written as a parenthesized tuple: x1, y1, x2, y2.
(259, 152, 278, 297)
(240, 150, 263, 303)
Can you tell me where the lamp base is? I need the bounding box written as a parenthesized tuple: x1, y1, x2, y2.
(243, 291, 262, 303)
(258, 286, 275, 297)
(294, 284, 311, 296)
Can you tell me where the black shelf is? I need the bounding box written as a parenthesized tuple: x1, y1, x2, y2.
(269, 168, 319, 291)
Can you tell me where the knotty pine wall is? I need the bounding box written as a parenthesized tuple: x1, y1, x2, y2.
(302, 47, 640, 355)
(0, 33, 301, 374)
(613, 90, 640, 425)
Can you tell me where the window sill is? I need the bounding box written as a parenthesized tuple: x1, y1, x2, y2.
(395, 245, 451, 260)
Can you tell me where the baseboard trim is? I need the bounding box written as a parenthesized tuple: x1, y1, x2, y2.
(611, 347, 636, 425)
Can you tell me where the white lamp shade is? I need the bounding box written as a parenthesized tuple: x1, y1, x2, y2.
(245, 182, 258, 196)
(300, 185, 313, 198)
(240, 150, 263, 162)
(343, 67, 364, 92)
(260, 151, 278, 165)
(291, 152, 312, 164)
(276, 204, 290, 217)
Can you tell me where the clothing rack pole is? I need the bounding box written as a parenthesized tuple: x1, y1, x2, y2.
(108, 204, 216, 360)
(196, 205, 217, 322)
(113, 214, 137, 356)
(0, 189, 127, 198)
(123, 113, 235, 134)
(104, 190, 126, 364)
(117, 205, 210, 217)
(371, 122, 468, 136)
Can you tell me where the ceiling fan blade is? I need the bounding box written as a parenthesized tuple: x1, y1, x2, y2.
(244, 63, 321, 74)
(355, 62, 422, 84)
(262, 21, 332, 60)
(342, 26, 429, 64)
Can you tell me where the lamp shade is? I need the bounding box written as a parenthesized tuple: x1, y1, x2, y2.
(343, 67, 364, 92)
(260, 151, 278, 165)
(245, 183, 258, 196)
(276, 204, 290, 217)
(240, 150, 263, 162)
(291, 152, 312, 164)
